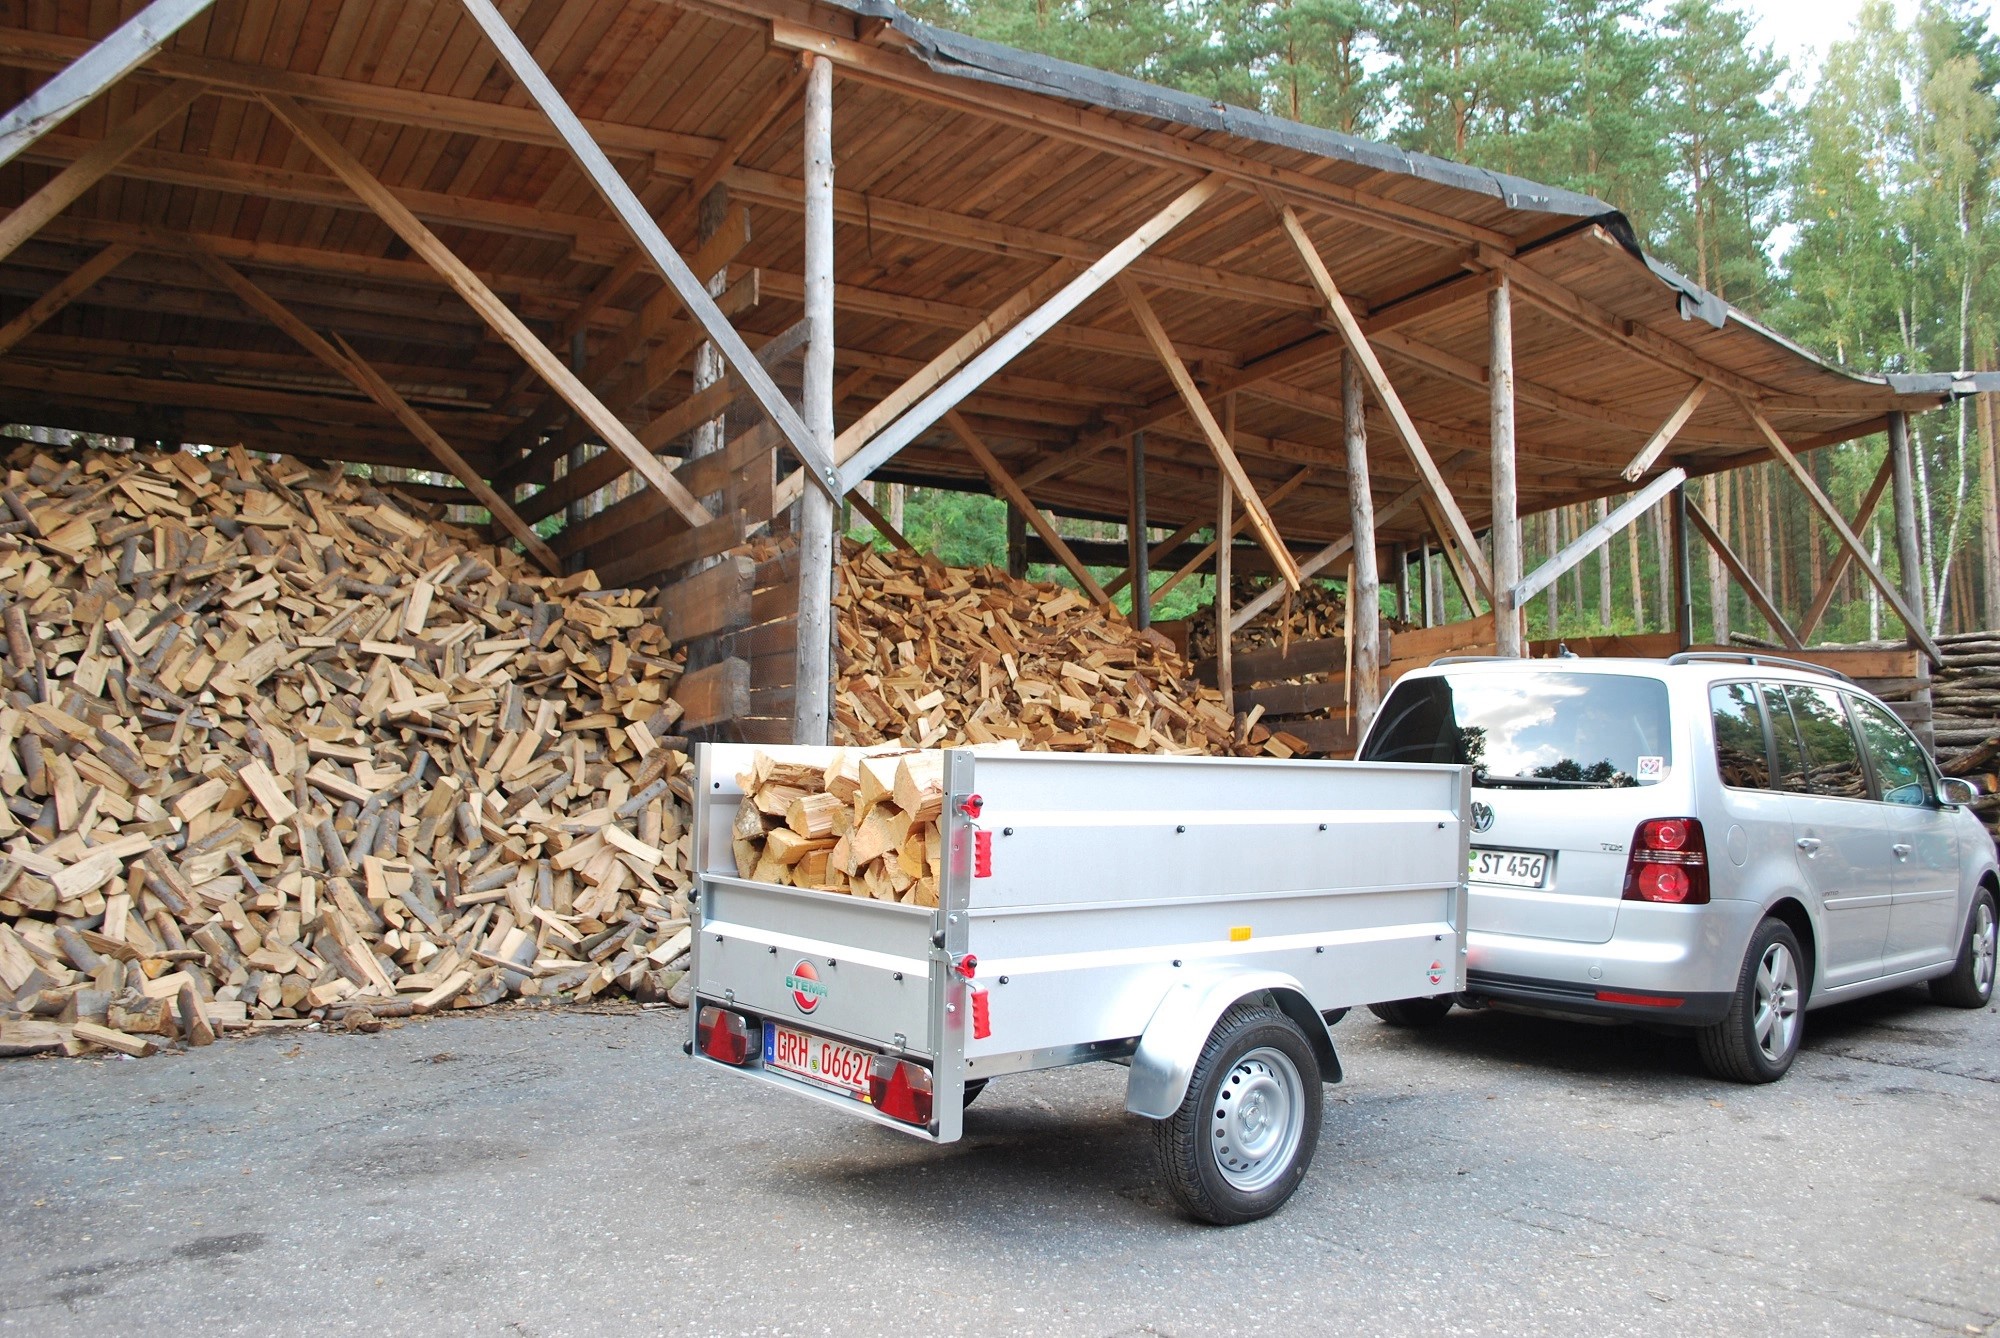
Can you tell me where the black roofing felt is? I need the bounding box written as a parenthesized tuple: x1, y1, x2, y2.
(829, 0, 2000, 398)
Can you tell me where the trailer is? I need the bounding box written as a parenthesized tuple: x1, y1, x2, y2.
(686, 744, 1469, 1223)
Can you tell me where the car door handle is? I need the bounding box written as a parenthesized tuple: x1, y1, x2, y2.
(1796, 837, 1822, 854)
(1891, 843, 1912, 859)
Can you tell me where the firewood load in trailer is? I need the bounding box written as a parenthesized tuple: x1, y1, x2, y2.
(0, 444, 709, 1060)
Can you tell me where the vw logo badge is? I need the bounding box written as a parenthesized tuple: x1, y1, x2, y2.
(785, 960, 827, 1014)
(1471, 801, 1494, 834)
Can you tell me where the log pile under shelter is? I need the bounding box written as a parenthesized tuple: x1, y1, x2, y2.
(0, 445, 701, 1060)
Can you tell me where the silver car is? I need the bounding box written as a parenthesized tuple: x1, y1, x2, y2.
(1357, 653, 1999, 1082)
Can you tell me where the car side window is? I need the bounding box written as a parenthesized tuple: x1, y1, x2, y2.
(1781, 684, 1870, 800)
(1709, 682, 1771, 789)
(1762, 684, 1811, 793)
(1848, 695, 1933, 807)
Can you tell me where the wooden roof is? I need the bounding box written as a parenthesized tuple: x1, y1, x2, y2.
(0, 0, 1987, 572)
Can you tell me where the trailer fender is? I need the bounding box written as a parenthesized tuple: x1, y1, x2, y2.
(1123, 969, 1343, 1120)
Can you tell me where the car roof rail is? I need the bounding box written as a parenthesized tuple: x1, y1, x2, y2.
(1428, 654, 1516, 666)
(1665, 650, 1854, 684)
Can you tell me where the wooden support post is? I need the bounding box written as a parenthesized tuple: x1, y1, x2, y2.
(1118, 276, 1301, 588)
(1489, 278, 1521, 656)
(0, 82, 200, 264)
(0, 0, 213, 170)
(1393, 544, 1410, 621)
(793, 54, 836, 745)
(1344, 351, 1381, 729)
(1128, 431, 1151, 629)
(1622, 382, 1711, 483)
(263, 92, 721, 532)
(1683, 493, 1803, 650)
(837, 175, 1222, 491)
(1217, 460, 1235, 718)
(0, 241, 131, 356)
(1420, 540, 1435, 627)
(1276, 204, 1492, 599)
(189, 250, 561, 573)
(456, 0, 835, 497)
(1006, 504, 1027, 579)
(948, 411, 1109, 605)
(1887, 410, 1928, 640)
(1747, 402, 1942, 664)
(1799, 452, 1894, 640)
(1672, 483, 1694, 651)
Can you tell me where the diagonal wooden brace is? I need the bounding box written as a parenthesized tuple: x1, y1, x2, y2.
(0, 0, 213, 170)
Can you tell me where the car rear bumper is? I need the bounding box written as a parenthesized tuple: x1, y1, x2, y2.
(1462, 898, 1766, 1028)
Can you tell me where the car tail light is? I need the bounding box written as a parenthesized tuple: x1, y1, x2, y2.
(697, 1005, 758, 1065)
(1623, 817, 1709, 905)
(868, 1056, 934, 1126)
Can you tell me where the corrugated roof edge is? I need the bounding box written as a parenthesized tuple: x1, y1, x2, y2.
(830, 0, 1997, 408)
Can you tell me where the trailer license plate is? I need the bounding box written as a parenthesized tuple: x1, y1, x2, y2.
(765, 1023, 872, 1098)
(1469, 847, 1551, 889)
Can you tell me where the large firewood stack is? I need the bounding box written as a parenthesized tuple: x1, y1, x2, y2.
(832, 544, 1245, 754)
(0, 445, 700, 1060)
(729, 747, 946, 906)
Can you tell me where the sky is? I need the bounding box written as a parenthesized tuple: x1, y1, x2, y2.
(1742, 0, 1992, 86)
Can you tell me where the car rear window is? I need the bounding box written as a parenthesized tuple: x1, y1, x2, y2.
(1362, 671, 1673, 788)
(1709, 682, 1772, 789)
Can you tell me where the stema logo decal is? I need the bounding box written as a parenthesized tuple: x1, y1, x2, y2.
(786, 960, 828, 1014)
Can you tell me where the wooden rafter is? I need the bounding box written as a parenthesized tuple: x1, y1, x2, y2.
(1118, 275, 1301, 589)
(192, 249, 561, 575)
(1512, 468, 1686, 608)
(1682, 491, 1802, 650)
(1621, 382, 1711, 481)
(0, 0, 212, 170)
(1276, 204, 1493, 598)
(1799, 452, 1894, 641)
(1742, 401, 1942, 663)
(0, 81, 199, 264)
(259, 92, 715, 532)
(947, 409, 1110, 605)
(0, 241, 131, 356)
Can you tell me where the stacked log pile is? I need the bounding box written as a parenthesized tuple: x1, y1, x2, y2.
(1931, 629, 2000, 753)
(832, 544, 1255, 755)
(1187, 576, 1352, 662)
(0, 445, 698, 1061)
(729, 747, 945, 905)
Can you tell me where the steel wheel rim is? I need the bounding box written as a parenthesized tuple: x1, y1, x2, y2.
(1209, 1046, 1305, 1193)
(1752, 942, 1801, 1063)
(1973, 900, 1996, 998)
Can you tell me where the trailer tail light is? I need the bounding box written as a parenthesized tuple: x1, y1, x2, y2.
(869, 1056, 934, 1126)
(697, 1005, 757, 1065)
(1623, 817, 1710, 905)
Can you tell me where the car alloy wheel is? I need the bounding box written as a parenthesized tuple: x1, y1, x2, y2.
(1752, 941, 1801, 1065)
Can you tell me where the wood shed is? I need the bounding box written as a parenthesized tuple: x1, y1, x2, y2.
(1, 0, 1992, 749)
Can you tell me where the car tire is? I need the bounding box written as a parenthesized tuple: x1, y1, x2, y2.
(1153, 1001, 1322, 1226)
(1368, 997, 1452, 1028)
(961, 1077, 988, 1108)
(1320, 1008, 1349, 1027)
(1930, 885, 1997, 1009)
(1697, 917, 1806, 1084)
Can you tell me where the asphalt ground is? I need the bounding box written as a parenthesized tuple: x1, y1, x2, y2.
(2, 986, 1996, 1337)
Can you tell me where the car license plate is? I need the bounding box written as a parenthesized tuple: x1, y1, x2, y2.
(764, 1023, 873, 1098)
(1469, 847, 1552, 889)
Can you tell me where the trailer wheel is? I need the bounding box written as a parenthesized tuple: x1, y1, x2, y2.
(1153, 1001, 1322, 1226)
(1368, 996, 1452, 1028)
(962, 1078, 988, 1108)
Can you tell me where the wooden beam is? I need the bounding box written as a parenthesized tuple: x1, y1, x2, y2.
(1128, 430, 1150, 629)
(260, 93, 715, 532)
(1488, 278, 1521, 657)
(1152, 469, 1313, 602)
(1682, 492, 1802, 650)
(947, 410, 1109, 605)
(834, 258, 1071, 463)
(1513, 468, 1686, 608)
(456, 0, 836, 500)
(847, 488, 916, 554)
(1118, 275, 1301, 589)
(1228, 480, 1428, 632)
(1346, 351, 1381, 727)
(1744, 402, 1941, 663)
(795, 52, 837, 745)
(1217, 423, 1235, 715)
(189, 249, 560, 574)
(1104, 513, 1206, 599)
(1421, 496, 1483, 614)
(1621, 381, 1710, 482)
(0, 0, 212, 170)
(1276, 204, 1492, 598)
(1798, 451, 1893, 640)
(0, 241, 131, 356)
(836, 174, 1223, 491)
(0, 81, 198, 264)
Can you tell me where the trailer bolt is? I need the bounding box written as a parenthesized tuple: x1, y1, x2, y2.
(1172, 959, 1182, 968)
(1003, 827, 1014, 836)
(1176, 824, 1186, 834)
(893, 972, 903, 981)
(998, 975, 1009, 985)
(827, 958, 837, 967)
(1319, 823, 1327, 831)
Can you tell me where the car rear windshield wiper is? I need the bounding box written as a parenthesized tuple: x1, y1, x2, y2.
(1473, 771, 1613, 790)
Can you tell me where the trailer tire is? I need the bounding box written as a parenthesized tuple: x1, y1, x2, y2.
(961, 1078, 988, 1108)
(1368, 997, 1452, 1028)
(1153, 1000, 1321, 1226)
